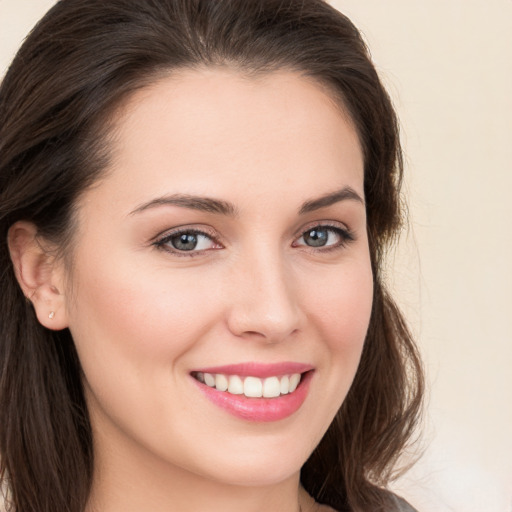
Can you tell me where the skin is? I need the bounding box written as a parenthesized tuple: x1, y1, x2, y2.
(10, 69, 372, 512)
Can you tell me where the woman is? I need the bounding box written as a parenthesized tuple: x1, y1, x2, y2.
(0, 1, 423, 511)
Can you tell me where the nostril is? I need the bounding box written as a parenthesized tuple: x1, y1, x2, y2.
(224, 261, 302, 341)
(226, 304, 301, 342)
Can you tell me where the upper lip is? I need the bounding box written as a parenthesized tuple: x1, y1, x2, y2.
(191, 362, 314, 378)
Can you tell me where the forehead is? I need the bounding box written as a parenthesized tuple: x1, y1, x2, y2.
(83, 68, 364, 215)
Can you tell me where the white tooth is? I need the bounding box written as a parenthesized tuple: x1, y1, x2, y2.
(289, 373, 301, 393)
(228, 375, 244, 394)
(280, 375, 290, 395)
(263, 376, 281, 398)
(215, 373, 228, 391)
(196, 372, 204, 383)
(244, 376, 263, 398)
(204, 373, 215, 387)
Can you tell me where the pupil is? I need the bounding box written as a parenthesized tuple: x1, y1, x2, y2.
(172, 233, 198, 251)
(305, 228, 328, 247)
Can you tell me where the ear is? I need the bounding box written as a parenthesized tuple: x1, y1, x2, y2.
(8, 221, 69, 330)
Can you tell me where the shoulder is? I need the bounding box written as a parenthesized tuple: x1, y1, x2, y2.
(305, 489, 419, 512)
(389, 493, 419, 512)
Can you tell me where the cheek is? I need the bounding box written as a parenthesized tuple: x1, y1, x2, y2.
(65, 252, 222, 387)
(64, 254, 228, 454)
(307, 260, 373, 350)
(290, 256, 373, 449)
(302, 255, 373, 412)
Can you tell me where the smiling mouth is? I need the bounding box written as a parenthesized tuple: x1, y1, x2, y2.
(192, 371, 304, 398)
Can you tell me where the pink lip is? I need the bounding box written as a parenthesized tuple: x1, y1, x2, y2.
(191, 363, 314, 423)
(192, 361, 313, 378)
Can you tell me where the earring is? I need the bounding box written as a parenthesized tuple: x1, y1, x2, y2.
(48, 311, 55, 319)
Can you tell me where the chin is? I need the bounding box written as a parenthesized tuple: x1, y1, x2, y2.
(204, 460, 303, 488)
(183, 432, 317, 488)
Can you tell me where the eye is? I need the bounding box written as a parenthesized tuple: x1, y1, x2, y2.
(154, 229, 220, 254)
(294, 225, 354, 249)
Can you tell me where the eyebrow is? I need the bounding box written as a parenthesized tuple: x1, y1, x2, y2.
(130, 194, 238, 216)
(129, 186, 364, 217)
(298, 186, 364, 214)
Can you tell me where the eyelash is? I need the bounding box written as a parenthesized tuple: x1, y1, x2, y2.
(153, 227, 220, 257)
(153, 223, 355, 257)
(293, 223, 355, 252)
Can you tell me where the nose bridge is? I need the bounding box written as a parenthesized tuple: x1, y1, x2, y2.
(227, 242, 301, 342)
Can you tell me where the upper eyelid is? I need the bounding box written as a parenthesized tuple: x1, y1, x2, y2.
(151, 220, 355, 249)
(294, 225, 354, 243)
(152, 228, 222, 257)
(292, 220, 352, 239)
(152, 224, 220, 244)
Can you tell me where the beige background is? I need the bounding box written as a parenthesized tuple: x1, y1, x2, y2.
(1, 1, 511, 511)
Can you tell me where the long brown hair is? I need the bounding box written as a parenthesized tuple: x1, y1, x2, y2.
(0, 1, 423, 511)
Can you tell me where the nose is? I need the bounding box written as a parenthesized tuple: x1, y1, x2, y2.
(225, 249, 302, 343)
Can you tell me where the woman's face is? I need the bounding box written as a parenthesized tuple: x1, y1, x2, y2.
(61, 69, 373, 486)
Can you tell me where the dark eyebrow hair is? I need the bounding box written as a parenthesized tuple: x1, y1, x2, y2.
(298, 187, 364, 214)
(130, 194, 238, 216)
(130, 186, 363, 217)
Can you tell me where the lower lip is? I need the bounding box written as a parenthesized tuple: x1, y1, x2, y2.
(192, 371, 313, 422)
